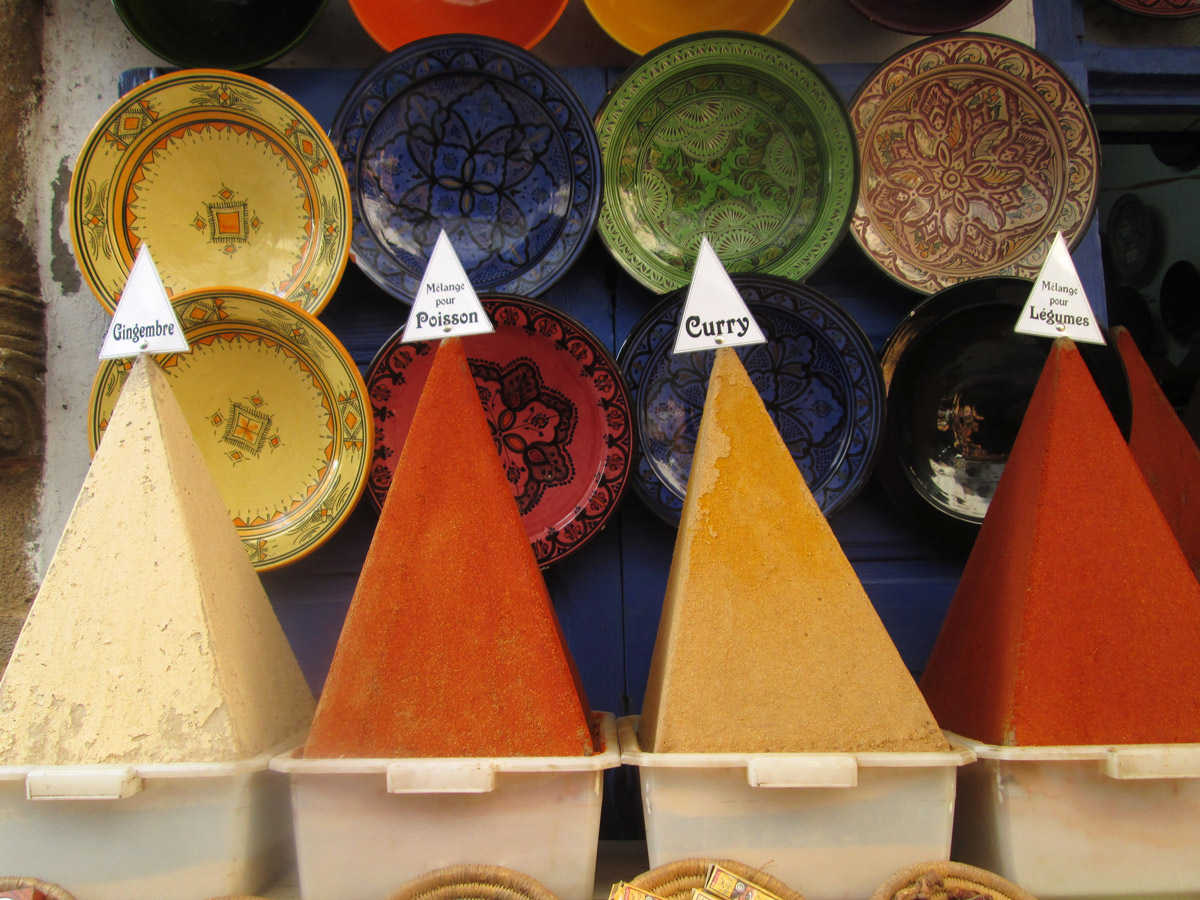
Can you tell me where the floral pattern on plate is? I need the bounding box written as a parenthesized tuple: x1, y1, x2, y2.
(70, 70, 350, 315)
(88, 288, 371, 570)
(332, 35, 601, 302)
(594, 32, 857, 293)
(850, 34, 1100, 295)
(366, 296, 634, 566)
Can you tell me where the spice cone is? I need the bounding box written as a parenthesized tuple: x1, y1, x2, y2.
(640, 347, 946, 753)
(920, 337, 1200, 746)
(1114, 325, 1200, 579)
(0, 355, 315, 764)
(304, 336, 593, 758)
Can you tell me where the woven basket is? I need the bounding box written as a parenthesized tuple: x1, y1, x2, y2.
(0, 877, 77, 900)
(868, 861, 1039, 900)
(628, 858, 806, 900)
(386, 864, 561, 900)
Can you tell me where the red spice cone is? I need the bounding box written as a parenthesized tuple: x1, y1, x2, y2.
(920, 338, 1200, 746)
(1114, 325, 1200, 579)
(304, 337, 593, 758)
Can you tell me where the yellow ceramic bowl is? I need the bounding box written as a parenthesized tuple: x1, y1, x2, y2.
(70, 70, 351, 316)
(88, 287, 371, 571)
(582, 0, 793, 55)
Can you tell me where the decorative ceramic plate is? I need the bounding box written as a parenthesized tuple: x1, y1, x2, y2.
(617, 274, 884, 525)
(1104, 0, 1200, 16)
(594, 32, 858, 294)
(850, 34, 1100, 295)
(332, 35, 602, 302)
(844, 0, 1013, 34)
(877, 277, 1131, 545)
(366, 296, 634, 566)
(88, 287, 372, 571)
(582, 0, 794, 55)
(349, 0, 568, 51)
(111, 0, 329, 70)
(70, 70, 350, 315)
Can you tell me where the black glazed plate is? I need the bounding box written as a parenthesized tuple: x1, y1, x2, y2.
(877, 276, 1131, 547)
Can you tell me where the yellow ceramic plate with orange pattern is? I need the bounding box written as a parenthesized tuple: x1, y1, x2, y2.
(70, 69, 350, 315)
(87, 287, 371, 570)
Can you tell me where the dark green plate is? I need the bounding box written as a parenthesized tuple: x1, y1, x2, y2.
(112, 0, 329, 70)
(594, 32, 858, 293)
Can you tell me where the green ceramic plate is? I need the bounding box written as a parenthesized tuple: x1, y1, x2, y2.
(594, 32, 858, 293)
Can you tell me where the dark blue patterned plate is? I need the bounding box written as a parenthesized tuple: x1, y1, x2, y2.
(366, 295, 635, 567)
(617, 274, 885, 526)
(332, 34, 602, 302)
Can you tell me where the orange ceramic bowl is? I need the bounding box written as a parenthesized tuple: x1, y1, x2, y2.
(349, 0, 568, 50)
(583, 0, 793, 55)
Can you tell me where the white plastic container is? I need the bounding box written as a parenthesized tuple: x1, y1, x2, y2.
(950, 734, 1200, 899)
(618, 716, 973, 900)
(0, 739, 296, 900)
(271, 711, 620, 900)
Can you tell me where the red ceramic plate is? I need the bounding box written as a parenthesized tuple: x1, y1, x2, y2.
(1103, 0, 1200, 16)
(366, 295, 635, 567)
(349, 0, 568, 51)
(850, 34, 1100, 295)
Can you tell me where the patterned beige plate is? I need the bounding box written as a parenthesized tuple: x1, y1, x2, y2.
(71, 69, 350, 314)
(850, 34, 1099, 295)
(88, 287, 371, 570)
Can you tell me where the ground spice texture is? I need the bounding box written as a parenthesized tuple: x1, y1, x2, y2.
(920, 338, 1200, 746)
(640, 348, 947, 753)
(1114, 325, 1200, 580)
(304, 337, 593, 759)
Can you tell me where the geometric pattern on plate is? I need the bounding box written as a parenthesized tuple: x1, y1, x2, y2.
(71, 70, 350, 315)
(850, 34, 1099, 295)
(332, 35, 601, 302)
(87, 288, 371, 570)
(595, 33, 857, 293)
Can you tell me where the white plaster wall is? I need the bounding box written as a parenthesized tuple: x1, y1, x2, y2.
(26, 0, 1033, 575)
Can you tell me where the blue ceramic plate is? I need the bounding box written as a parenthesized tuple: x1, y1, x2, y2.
(331, 34, 602, 302)
(617, 274, 885, 526)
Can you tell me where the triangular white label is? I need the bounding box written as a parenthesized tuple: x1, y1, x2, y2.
(672, 237, 766, 355)
(99, 245, 189, 359)
(402, 230, 494, 343)
(1015, 231, 1106, 345)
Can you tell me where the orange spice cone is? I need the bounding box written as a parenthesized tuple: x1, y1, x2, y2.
(304, 336, 593, 759)
(639, 347, 946, 753)
(1114, 325, 1200, 579)
(920, 338, 1200, 746)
